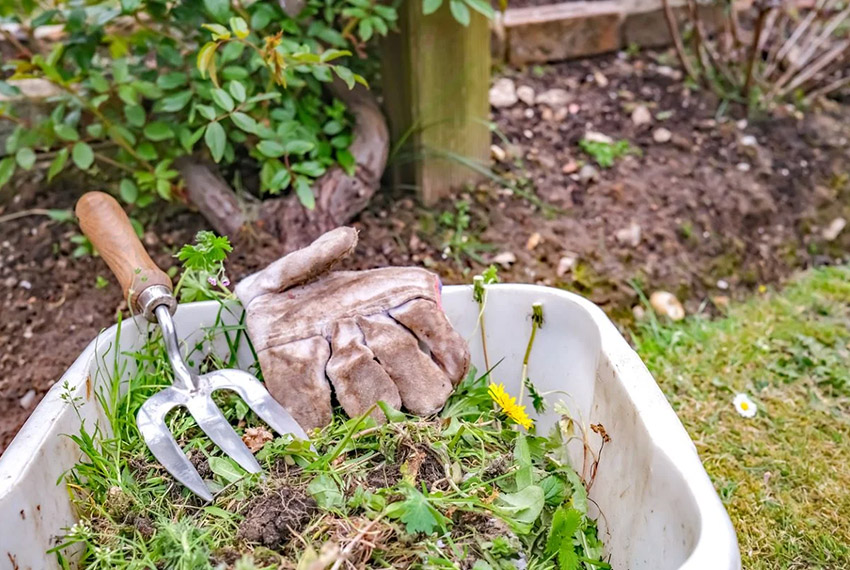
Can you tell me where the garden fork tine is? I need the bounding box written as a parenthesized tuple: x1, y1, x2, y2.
(76, 192, 309, 501)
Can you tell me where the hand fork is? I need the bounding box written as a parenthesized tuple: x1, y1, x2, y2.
(76, 192, 309, 501)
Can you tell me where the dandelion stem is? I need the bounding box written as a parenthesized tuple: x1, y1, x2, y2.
(519, 303, 544, 405)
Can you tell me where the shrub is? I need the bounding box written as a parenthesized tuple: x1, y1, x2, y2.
(0, 0, 398, 208)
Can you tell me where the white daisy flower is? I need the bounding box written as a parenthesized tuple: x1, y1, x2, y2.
(733, 393, 757, 418)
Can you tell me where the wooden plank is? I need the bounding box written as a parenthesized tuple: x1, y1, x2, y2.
(381, 1, 491, 205)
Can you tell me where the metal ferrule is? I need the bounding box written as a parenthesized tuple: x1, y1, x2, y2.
(137, 285, 178, 323)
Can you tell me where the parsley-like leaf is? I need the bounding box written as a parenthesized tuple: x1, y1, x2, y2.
(176, 230, 232, 272)
(524, 377, 546, 414)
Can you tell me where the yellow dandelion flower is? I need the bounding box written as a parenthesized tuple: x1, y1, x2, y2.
(488, 383, 534, 430)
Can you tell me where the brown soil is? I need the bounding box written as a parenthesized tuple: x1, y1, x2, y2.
(1, 50, 849, 454)
(237, 485, 319, 547)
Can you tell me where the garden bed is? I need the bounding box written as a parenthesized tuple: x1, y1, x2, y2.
(2, 50, 850, 452)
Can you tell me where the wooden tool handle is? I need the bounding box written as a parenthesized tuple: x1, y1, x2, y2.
(75, 192, 172, 308)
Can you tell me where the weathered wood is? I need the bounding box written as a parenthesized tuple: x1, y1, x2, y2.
(381, 1, 491, 205)
(180, 79, 389, 252)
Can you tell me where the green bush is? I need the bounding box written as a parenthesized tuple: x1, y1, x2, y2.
(0, 0, 398, 209)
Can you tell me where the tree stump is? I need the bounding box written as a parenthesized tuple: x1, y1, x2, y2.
(178, 79, 389, 252)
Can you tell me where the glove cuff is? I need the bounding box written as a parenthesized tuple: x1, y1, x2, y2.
(235, 227, 358, 306)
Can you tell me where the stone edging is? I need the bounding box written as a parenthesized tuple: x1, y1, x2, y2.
(493, 0, 743, 65)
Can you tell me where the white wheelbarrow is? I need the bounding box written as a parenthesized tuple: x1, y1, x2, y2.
(0, 285, 741, 570)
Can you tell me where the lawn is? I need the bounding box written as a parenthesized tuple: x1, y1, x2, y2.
(632, 267, 850, 569)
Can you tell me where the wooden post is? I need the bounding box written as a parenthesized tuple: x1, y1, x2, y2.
(381, 1, 491, 205)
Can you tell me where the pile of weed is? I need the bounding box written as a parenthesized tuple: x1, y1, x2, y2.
(53, 308, 609, 570)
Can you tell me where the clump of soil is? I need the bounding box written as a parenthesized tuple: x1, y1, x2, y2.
(238, 485, 319, 548)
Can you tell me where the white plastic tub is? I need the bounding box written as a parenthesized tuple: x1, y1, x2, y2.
(0, 284, 740, 570)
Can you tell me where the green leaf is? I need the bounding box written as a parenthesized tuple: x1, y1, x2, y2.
(307, 474, 344, 510)
(423, 0, 443, 15)
(229, 16, 249, 39)
(119, 178, 139, 203)
(230, 112, 256, 133)
(256, 140, 286, 158)
(72, 142, 94, 170)
(294, 175, 315, 209)
(358, 18, 373, 41)
(377, 400, 406, 423)
(158, 90, 193, 113)
(211, 88, 235, 112)
(292, 161, 326, 178)
(46, 209, 74, 222)
(197, 41, 219, 81)
(563, 467, 588, 514)
(202, 23, 230, 39)
(337, 149, 356, 175)
(208, 456, 244, 484)
(88, 72, 109, 93)
(117, 84, 138, 105)
(47, 148, 68, 181)
(156, 177, 171, 200)
(108, 124, 137, 146)
(143, 122, 174, 141)
(558, 545, 580, 570)
(0, 157, 15, 189)
(196, 104, 217, 121)
(464, 0, 494, 18)
(546, 506, 582, 556)
(385, 487, 446, 535)
(228, 81, 246, 103)
(269, 166, 291, 191)
(494, 485, 545, 532)
(333, 66, 356, 89)
(514, 433, 533, 491)
(156, 72, 187, 89)
(15, 147, 36, 170)
(177, 231, 232, 271)
(54, 124, 79, 142)
(323, 120, 344, 136)
(205, 121, 226, 163)
(283, 140, 314, 154)
(540, 475, 567, 506)
(0, 80, 21, 97)
(203, 0, 231, 22)
(137, 142, 158, 161)
(449, 0, 470, 25)
(124, 104, 145, 127)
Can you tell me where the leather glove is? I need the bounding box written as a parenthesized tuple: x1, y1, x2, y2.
(235, 227, 470, 431)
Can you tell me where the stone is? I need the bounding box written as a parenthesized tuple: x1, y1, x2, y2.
(562, 160, 579, 174)
(19, 279, 32, 290)
(579, 164, 600, 184)
(584, 131, 614, 144)
(614, 222, 641, 247)
(492, 251, 517, 267)
(716, 279, 730, 290)
(491, 144, 507, 162)
(556, 255, 577, 277)
(650, 291, 685, 321)
(568, 103, 581, 115)
(526, 232, 542, 250)
(505, 6, 622, 65)
(631, 105, 652, 126)
(632, 305, 646, 320)
(593, 71, 609, 88)
(535, 88, 571, 108)
(19, 389, 36, 409)
(489, 78, 518, 108)
(652, 128, 672, 143)
(823, 217, 847, 241)
(712, 295, 730, 309)
(516, 85, 536, 105)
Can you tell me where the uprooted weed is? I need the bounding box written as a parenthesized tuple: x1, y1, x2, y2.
(52, 308, 609, 569)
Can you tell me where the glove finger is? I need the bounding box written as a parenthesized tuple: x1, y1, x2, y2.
(258, 336, 332, 431)
(388, 298, 470, 386)
(356, 314, 452, 416)
(327, 318, 402, 422)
